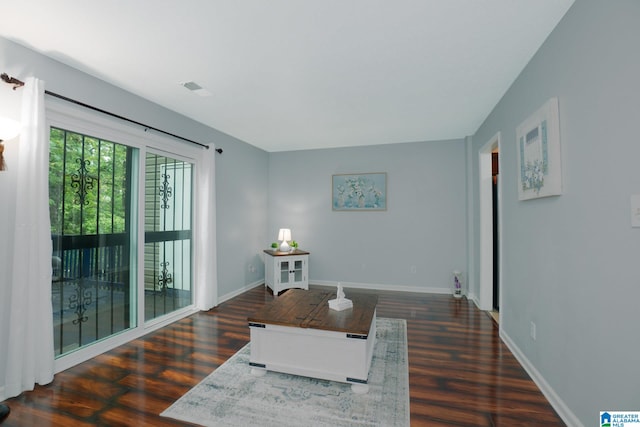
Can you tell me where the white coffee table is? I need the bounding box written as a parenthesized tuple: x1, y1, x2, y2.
(247, 289, 378, 393)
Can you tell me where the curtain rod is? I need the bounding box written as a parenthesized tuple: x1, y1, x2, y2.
(1, 73, 223, 153)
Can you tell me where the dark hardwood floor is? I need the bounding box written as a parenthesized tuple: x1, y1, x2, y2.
(1, 285, 565, 426)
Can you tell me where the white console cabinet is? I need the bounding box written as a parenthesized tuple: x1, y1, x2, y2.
(263, 249, 309, 295)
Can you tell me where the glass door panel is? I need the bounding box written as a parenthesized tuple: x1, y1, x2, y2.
(144, 152, 193, 321)
(49, 127, 136, 357)
(280, 261, 290, 284)
(294, 260, 303, 282)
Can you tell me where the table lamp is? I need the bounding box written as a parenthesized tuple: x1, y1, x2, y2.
(277, 228, 292, 252)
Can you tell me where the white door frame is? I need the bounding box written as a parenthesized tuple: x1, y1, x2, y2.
(478, 132, 501, 312)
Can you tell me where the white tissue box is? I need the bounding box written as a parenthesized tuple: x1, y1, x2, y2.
(328, 298, 353, 311)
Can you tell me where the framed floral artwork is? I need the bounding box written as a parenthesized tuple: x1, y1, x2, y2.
(332, 173, 386, 211)
(516, 97, 562, 200)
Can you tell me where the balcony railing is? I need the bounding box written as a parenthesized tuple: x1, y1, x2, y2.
(52, 233, 131, 356)
(51, 232, 192, 356)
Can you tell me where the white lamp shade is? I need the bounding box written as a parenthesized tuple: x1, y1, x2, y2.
(277, 228, 291, 242)
(0, 116, 21, 142)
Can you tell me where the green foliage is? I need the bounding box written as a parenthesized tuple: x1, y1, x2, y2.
(49, 127, 130, 235)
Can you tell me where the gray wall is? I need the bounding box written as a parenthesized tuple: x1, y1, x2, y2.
(470, 0, 640, 424)
(0, 36, 268, 304)
(268, 140, 467, 291)
(215, 137, 269, 297)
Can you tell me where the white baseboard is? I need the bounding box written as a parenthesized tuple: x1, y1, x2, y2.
(217, 280, 452, 306)
(499, 330, 583, 427)
(217, 280, 264, 305)
(432, 290, 581, 426)
(466, 291, 479, 307)
(311, 280, 451, 295)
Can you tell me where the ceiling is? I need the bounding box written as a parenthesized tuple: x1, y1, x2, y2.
(1, 1, 574, 152)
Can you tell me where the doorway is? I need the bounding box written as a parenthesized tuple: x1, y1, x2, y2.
(492, 151, 499, 313)
(479, 133, 501, 318)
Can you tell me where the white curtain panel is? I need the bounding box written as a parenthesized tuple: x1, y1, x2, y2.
(195, 144, 218, 310)
(2, 77, 54, 399)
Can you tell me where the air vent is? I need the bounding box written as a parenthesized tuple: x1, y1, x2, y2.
(183, 81, 202, 91)
(180, 81, 212, 97)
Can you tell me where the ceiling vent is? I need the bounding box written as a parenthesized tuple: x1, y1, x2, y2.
(181, 81, 212, 97)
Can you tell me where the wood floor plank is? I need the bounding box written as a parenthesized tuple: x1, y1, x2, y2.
(0, 284, 565, 426)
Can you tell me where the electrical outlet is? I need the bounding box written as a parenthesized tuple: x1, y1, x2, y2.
(248, 264, 256, 273)
(410, 265, 416, 274)
(530, 321, 537, 341)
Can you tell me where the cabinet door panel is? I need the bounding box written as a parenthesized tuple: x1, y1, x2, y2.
(293, 259, 303, 282)
(280, 261, 290, 284)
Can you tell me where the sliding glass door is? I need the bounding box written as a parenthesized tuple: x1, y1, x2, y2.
(49, 128, 194, 358)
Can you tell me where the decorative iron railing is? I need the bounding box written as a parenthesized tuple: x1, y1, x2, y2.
(51, 233, 131, 356)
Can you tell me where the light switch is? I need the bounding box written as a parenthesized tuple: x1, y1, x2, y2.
(631, 195, 640, 227)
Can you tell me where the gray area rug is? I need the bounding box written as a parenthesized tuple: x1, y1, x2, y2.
(161, 317, 409, 426)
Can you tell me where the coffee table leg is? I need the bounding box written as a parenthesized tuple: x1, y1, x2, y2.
(351, 383, 369, 394)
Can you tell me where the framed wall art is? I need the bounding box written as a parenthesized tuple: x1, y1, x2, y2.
(332, 172, 386, 211)
(516, 97, 562, 200)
